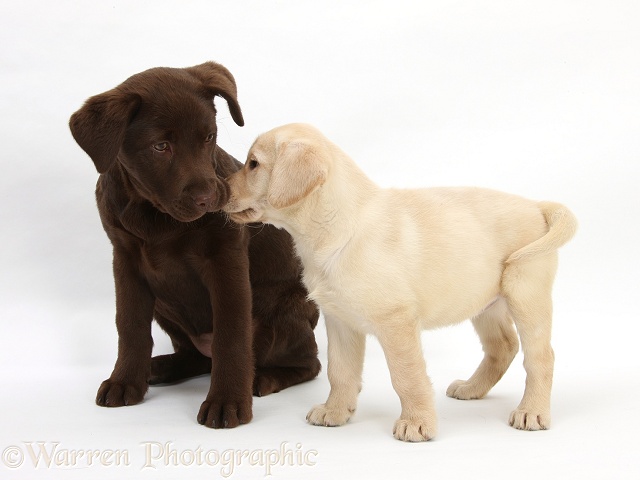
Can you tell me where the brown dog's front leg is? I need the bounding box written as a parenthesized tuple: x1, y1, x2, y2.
(96, 250, 155, 407)
(197, 244, 254, 428)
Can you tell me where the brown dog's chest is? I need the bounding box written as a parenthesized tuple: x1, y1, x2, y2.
(139, 231, 227, 335)
(103, 193, 244, 336)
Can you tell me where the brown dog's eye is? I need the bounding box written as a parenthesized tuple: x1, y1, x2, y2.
(153, 142, 169, 152)
(248, 159, 259, 170)
(205, 133, 215, 143)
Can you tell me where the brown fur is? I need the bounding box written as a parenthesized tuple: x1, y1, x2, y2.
(69, 63, 320, 429)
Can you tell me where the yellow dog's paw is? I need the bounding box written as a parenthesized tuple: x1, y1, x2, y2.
(306, 403, 353, 427)
(446, 379, 488, 400)
(393, 416, 438, 442)
(509, 409, 550, 431)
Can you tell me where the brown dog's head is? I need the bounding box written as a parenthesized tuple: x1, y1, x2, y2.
(69, 62, 244, 222)
(223, 123, 329, 225)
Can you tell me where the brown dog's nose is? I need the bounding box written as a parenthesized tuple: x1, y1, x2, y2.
(193, 193, 214, 209)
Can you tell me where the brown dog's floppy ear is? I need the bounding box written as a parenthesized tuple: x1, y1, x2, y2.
(69, 91, 140, 173)
(186, 61, 244, 127)
(267, 141, 327, 209)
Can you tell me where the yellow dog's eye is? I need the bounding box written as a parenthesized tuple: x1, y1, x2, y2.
(248, 159, 259, 170)
(153, 142, 169, 152)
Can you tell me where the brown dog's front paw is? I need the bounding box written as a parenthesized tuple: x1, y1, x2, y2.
(96, 379, 147, 407)
(197, 396, 252, 428)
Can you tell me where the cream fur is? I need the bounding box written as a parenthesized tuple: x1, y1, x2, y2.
(223, 123, 577, 442)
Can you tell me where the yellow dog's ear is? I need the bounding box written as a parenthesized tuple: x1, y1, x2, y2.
(267, 141, 327, 209)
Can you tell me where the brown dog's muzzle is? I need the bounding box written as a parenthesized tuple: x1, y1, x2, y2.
(158, 178, 230, 223)
(183, 177, 230, 216)
(192, 191, 216, 211)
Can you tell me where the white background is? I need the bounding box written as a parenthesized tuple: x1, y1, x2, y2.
(1, 1, 639, 478)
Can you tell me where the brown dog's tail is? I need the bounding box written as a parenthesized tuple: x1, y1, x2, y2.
(506, 201, 578, 264)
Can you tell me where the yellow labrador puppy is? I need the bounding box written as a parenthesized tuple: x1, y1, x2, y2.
(223, 123, 577, 442)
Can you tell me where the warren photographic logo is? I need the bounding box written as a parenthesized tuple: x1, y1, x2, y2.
(2, 442, 129, 469)
(2, 441, 318, 477)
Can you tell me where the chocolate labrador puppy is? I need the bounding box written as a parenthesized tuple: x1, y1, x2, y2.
(69, 62, 320, 428)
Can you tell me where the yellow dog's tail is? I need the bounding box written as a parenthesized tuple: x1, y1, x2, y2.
(506, 202, 578, 263)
